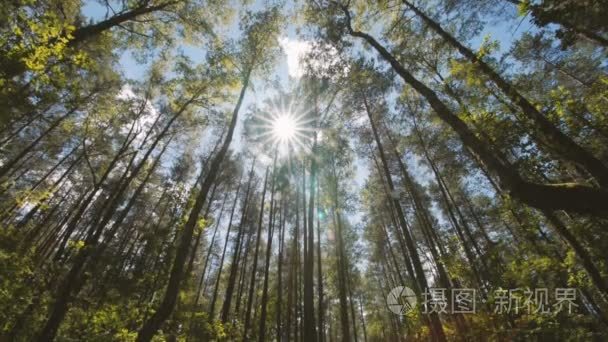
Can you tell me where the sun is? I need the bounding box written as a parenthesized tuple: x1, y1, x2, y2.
(272, 114, 297, 143)
(248, 96, 316, 162)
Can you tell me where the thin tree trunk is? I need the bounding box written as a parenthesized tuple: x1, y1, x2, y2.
(347, 271, 359, 342)
(363, 96, 446, 342)
(208, 173, 244, 317)
(258, 151, 278, 342)
(332, 207, 351, 342)
(294, 170, 301, 342)
(329, 157, 351, 342)
(186, 181, 221, 281)
(17, 152, 82, 238)
(52, 124, 138, 261)
(220, 158, 256, 322)
(257, 199, 275, 342)
(235, 223, 253, 318)
(243, 164, 270, 340)
(286, 217, 295, 342)
(0, 106, 79, 180)
(301, 162, 306, 342)
(190, 187, 228, 319)
(304, 135, 318, 342)
(276, 198, 286, 342)
(316, 180, 324, 342)
(358, 294, 368, 342)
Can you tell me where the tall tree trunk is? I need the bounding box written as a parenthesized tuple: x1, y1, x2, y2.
(316, 181, 325, 342)
(77, 95, 193, 261)
(329, 158, 351, 342)
(302, 166, 307, 341)
(402, 0, 608, 187)
(19, 189, 70, 251)
(220, 158, 256, 322)
(358, 294, 368, 342)
(304, 135, 318, 342)
(276, 199, 286, 342)
(52, 123, 138, 261)
(136, 71, 250, 342)
(370, 151, 418, 289)
(294, 172, 301, 342)
(379, 223, 406, 287)
(257, 200, 275, 342)
(340, 8, 608, 215)
(235, 223, 253, 318)
(258, 151, 278, 342)
(209, 172, 245, 317)
(286, 217, 295, 342)
(413, 123, 486, 289)
(332, 207, 351, 342)
(347, 271, 359, 342)
(17, 152, 82, 238)
(383, 126, 462, 295)
(363, 96, 447, 342)
(243, 164, 270, 340)
(184, 140, 226, 279)
(189, 187, 228, 317)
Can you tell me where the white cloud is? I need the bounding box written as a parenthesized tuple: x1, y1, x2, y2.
(117, 85, 160, 146)
(279, 36, 349, 80)
(279, 37, 312, 78)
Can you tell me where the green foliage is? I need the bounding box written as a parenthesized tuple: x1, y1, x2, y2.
(58, 302, 145, 341)
(517, 0, 531, 17)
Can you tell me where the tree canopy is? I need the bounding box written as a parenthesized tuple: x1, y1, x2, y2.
(2, 0, 608, 341)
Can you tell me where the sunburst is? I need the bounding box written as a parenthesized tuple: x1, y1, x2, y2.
(249, 95, 316, 158)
